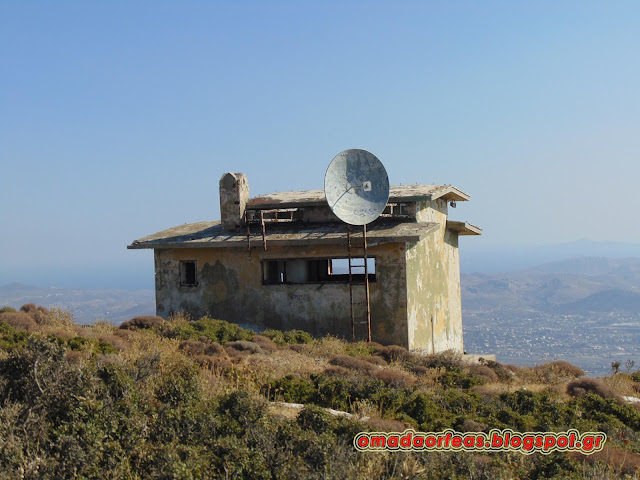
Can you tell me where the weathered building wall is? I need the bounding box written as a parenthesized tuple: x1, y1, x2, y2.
(154, 242, 409, 346)
(405, 199, 464, 353)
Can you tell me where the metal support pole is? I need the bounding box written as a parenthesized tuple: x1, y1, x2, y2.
(363, 224, 371, 342)
(260, 210, 267, 250)
(347, 225, 354, 342)
(245, 211, 251, 256)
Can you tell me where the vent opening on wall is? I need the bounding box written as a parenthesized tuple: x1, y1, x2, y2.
(180, 260, 197, 286)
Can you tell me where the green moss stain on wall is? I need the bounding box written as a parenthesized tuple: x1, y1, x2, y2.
(405, 199, 463, 353)
(153, 242, 409, 344)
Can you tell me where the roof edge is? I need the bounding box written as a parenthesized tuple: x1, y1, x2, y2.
(446, 220, 482, 235)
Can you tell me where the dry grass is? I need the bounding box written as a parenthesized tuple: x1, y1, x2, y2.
(98, 334, 129, 352)
(91, 320, 118, 334)
(251, 335, 278, 353)
(366, 417, 409, 432)
(601, 373, 640, 397)
(288, 344, 310, 354)
(247, 348, 327, 379)
(460, 418, 488, 432)
(570, 446, 640, 476)
(308, 335, 349, 359)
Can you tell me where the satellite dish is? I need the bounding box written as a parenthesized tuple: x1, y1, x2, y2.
(324, 149, 390, 226)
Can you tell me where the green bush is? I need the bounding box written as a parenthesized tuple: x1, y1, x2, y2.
(0, 321, 29, 351)
(262, 328, 313, 346)
(0, 306, 16, 314)
(164, 317, 254, 343)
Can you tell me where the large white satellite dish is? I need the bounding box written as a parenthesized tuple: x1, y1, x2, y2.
(324, 149, 390, 225)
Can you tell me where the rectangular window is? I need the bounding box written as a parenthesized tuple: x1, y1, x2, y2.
(180, 260, 197, 286)
(263, 258, 375, 284)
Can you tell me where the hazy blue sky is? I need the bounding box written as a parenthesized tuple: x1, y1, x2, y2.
(1, 1, 639, 288)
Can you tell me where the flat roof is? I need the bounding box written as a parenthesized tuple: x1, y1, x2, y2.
(128, 220, 441, 250)
(247, 184, 470, 210)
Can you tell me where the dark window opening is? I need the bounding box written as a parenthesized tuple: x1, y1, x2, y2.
(263, 258, 375, 284)
(180, 260, 197, 286)
(381, 202, 412, 218)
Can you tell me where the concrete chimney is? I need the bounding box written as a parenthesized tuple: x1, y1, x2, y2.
(219, 172, 249, 231)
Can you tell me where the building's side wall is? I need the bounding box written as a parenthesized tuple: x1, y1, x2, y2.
(154, 242, 409, 346)
(405, 199, 464, 353)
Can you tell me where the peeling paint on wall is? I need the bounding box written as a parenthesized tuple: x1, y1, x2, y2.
(154, 242, 409, 346)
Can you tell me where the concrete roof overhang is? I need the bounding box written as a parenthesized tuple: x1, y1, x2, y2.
(128, 220, 441, 250)
(446, 221, 483, 235)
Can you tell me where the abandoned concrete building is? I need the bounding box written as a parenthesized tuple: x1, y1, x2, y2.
(128, 172, 481, 353)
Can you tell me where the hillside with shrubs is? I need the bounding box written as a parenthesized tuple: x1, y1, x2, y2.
(1, 304, 640, 479)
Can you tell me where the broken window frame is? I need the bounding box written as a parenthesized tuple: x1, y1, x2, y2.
(179, 260, 198, 286)
(262, 257, 376, 285)
(380, 202, 413, 219)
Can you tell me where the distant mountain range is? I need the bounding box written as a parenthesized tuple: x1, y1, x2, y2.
(0, 283, 154, 325)
(462, 256, 640, 315)
(460, 238, 640, 273)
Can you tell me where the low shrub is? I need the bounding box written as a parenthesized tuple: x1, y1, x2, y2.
(97, 334, 128, 352)
(437, 368, 484, 389)
(288, 344, 308, 354)
(418, 350, 463, 370)
(411, 366, 429, 375)
(0, 306, 16, 314)
(19, 303, 48, 315)
(195, 355, 233, 371)
(374, 345, 411, 363)
(329, 355, 376, 374)
(0, 312, 38, 331)
(481, 359, 515, 382)
(536, 360, 585, 378)
(262, 328, 313, 346)
(296, 404, 336, 434)
(251, 335, 278, 353)
(373, 369, 415, 388)
(470, 365, 499, 382)
(570, 446, 640, 476)
(166, 317, 254, 343)
(363, 355, 387, 366)
(323, 366, 352, 377)
(0, 321, 29, 351)
(366, 417, 408, 431)
(344, 342, 378, 357)
(459, 418, 488, 432)
(225, 341, 263, 355)
(179, 339, 225, 357)
(120, 315, 165, 330)
(567, 378, 623, 402)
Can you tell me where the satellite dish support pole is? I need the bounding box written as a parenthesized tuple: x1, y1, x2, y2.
(363, 223, 372, 342)
(347, 226, 355, 342)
